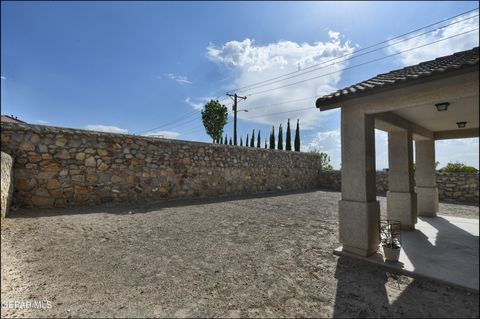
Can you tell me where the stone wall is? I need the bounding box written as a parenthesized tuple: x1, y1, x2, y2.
(319, 170, 479, 204)
(0, 122, 323, 209)
(1, 151, 14, 217)
(437, 173, 479, 203)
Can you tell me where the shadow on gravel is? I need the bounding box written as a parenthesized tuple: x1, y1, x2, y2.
(333, 255, 479, 318)
(333, 256, 442, 317)
(10, 188, 321, 219)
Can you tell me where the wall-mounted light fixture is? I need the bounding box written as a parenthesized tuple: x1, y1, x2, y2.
(435, 102, 449, 112)
(456, 121, 467, 128)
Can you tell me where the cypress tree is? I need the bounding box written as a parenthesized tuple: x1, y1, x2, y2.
(229, 137, 232, 145)
(294, 119, 300, 151)
(278, 124, 283, 150)
(286, 119, 292, 151)
(240, 136, 243, 146)
(246, 134, 249, 147)
(257, 130, 261, 148)
(269, 126, 275, 149)
(250, 129, 255, 147)
(224, 135, 228, 144)
(264, 138, 267, 149)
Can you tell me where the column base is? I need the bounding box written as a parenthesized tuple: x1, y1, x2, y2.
(387, 191, 417, 230)
(416, 186, 439, 217)
(339, 199, 380, 257)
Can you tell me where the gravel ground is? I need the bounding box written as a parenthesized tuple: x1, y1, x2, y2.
(1, 190, 478, 318)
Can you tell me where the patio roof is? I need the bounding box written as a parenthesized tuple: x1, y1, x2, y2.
(316, 47, 479, 111)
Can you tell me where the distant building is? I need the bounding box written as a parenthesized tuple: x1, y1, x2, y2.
(1, 115, 25, 124)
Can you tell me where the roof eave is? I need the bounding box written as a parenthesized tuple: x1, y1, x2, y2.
(316, 63, 479, 112)
(316, 99, 342, 111)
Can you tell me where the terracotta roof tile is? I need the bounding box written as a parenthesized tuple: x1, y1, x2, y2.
(316, 46, 479, 108)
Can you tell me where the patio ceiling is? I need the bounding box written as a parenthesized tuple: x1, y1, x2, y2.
(393, 95, 479, 135)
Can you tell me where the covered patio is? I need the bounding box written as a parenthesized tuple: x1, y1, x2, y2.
(316, 47, 479, 291)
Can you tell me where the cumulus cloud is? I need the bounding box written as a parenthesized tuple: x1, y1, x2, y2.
(143, 130, 180, 139)
(307, 130, 341, 168)
(185, 97, 215, 110)
(163, 73, 192, 85)
(205, 31, 354, 128)
(307, 129, 389, 169)
(386, 12, 479, 66)
(84, 125, 128, 134)
(436, 138, 479, 169)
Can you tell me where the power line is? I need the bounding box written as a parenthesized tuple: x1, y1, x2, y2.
(246, 28, 479, 97)
(180, 120, 232, 136)
(138, 101, 233, 135)
(172, 28, 479, 136)
(244, 95, 319, 111)
(227, 7, 479, 94)
(147, 10, 479, 137)
(237, 14, 479, 95)
(245, 106, 314, 120)
(137, 109, 199, 135)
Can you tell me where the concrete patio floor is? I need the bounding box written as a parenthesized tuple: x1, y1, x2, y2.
(334, 215, 479, 292)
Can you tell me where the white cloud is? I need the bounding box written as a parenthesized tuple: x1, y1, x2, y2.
(206, 31, 354, 129)
(84, 125, 128, 134)
(328, 31, 340, 41)
(307, 130, 341, 168)
(143, 130, 180, 139)
(36, 120, 49, 124)
(164, 73, 192, 85)
(307, 129, 389, 169)
(435, 138, 479, 169)
(185, 97, 213, 110)
(386, 12, 479, 66)
(0, 76, 6, 80)
(307, 128, 478, 170)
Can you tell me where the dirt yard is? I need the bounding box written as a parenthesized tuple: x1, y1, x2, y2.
(1, 190, 478, 318)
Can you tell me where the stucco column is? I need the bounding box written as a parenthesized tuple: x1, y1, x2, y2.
(387, 130, 417, 230)
(415, 139, 439, 217)
(338, 107, 380, 257)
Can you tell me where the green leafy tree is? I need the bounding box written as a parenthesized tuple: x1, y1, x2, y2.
(441, 162, 478, 173)
(250, 129, 255, 147)
(257, 130, 261, 148)
(240, 136, 243, 146)
(286, 119, 292, 151)
(278, 124, 283, 150)
(201, 100, 228, 143)
(309, 149, 333, 171)
(229, 137, 233, 145)
(269, 126, 275, 149)
(294, 119, 300, 152)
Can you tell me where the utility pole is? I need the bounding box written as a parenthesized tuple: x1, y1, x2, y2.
(227, 93, 247, 145)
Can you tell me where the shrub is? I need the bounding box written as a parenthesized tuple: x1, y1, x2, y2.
(308, 149, 333, 171)
(440, 162, 478, 173)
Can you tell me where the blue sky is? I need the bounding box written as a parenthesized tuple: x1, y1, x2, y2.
(1, 1, 479, 169)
